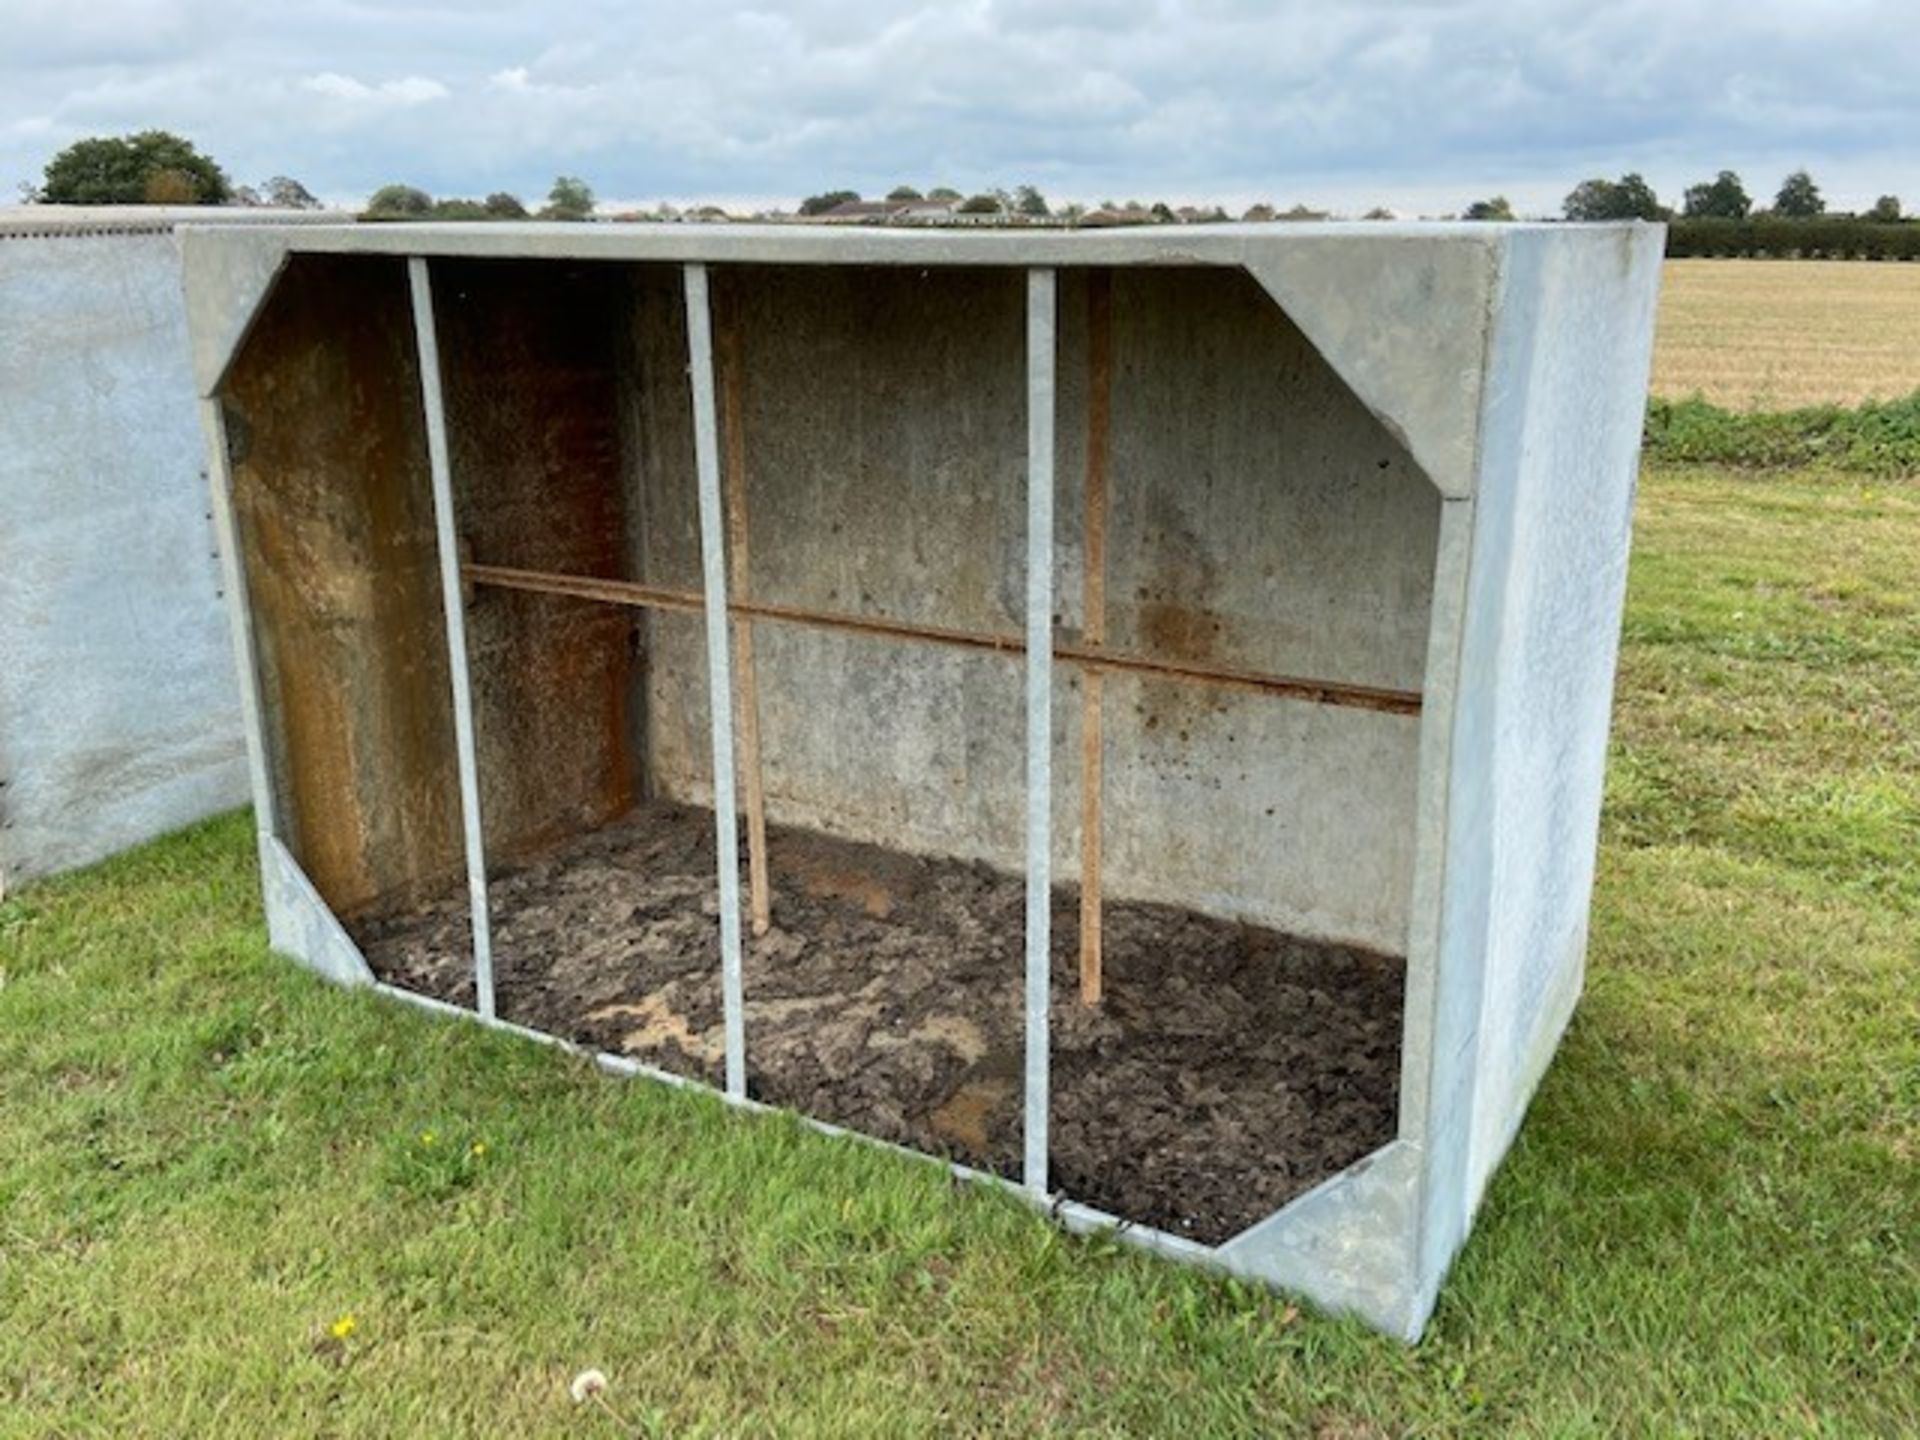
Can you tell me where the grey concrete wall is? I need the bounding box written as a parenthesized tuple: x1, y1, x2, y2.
(0, 230, 248, 887)
(630, 264, 1437, 953)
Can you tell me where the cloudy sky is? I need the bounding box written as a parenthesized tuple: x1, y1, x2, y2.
(5, 0, 1917, 216)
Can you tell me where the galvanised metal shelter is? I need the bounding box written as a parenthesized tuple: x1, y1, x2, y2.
(180, 220, 1662, 1339)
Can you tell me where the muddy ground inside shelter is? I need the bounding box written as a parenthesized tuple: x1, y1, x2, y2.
(351, 799, 1404, 1244)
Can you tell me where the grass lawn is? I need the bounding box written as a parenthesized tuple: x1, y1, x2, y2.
(2, 463, 1915, 1437)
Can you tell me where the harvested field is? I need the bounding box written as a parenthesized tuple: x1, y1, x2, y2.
(1654, 259, 1920, 409)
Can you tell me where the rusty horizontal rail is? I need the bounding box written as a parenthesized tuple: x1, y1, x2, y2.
(466, 564, 704, 615)
(462, 562, 1422, 717)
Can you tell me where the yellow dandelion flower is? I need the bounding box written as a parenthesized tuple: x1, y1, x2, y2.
(330, 1313, 357, 1340)
(470, 1141, 487, 1157)
(420, 1130, 437, 1146)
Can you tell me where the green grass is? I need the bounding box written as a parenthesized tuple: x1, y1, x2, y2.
(2, 463, 1917, 1436)
(1645, 390, 1920, 475)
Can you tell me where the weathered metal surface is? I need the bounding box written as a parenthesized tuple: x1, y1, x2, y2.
(631, 262, 1432, 951)
(714, 289, 773, 937)
(260, 836, 377, 988)
(0, 203, 345, 240)
(199, 398, 279, 843)
(0, 228, 248, 887)
(1078, 269, 1112, 1004)
(221, 253, 466, 919)
(189, 222, 1666, 1342)
(429, 260, 640, 863)
(409, 258, 497, 1019)
(1216, 1139, 1424, 1338)
(1409, 224, 1666, 1326)
(1023, 267, 1057, 1193)
(184, 221, 1507, 499)
(683, 262, 748, 1101)
(620, 266, 712, 803)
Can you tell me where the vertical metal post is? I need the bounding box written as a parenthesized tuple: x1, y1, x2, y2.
(1024, 268, 1058, 1193)
(408, 256, 496, 1021)
(684, 262, 749, 1100)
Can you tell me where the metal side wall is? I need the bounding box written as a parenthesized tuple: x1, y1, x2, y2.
(0, 231, 248, 886)
(1411, 223, 1665, 1330)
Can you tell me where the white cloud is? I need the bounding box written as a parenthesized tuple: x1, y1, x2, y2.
(302, 73, 450, 106)
(1, 0, 1915, 214)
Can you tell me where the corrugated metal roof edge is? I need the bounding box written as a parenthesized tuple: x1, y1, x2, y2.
(0, 206, 352, 241)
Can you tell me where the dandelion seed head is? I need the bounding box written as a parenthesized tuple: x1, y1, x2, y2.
(569, 1368, 608, 1404)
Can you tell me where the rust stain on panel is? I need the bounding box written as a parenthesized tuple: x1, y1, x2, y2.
(1137, 600, 1228, 665)
(432, 259, 638, 851)
(222, 254, 463, 917)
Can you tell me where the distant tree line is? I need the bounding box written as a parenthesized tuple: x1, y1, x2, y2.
(22, 132, 1918, 258)
(1665, 216, 1920, 261)
(1559, 166, 1902, 225)
(799, 184, 1047, 216)
(362, 177, 593, 221)
(19, 131, 598, 222)
(1553, 168, 1913, 258)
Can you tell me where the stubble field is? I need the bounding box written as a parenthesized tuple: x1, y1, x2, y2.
(1654, 258, 1920, 410)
